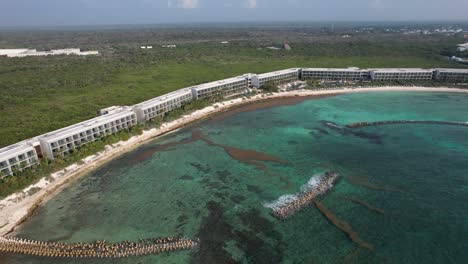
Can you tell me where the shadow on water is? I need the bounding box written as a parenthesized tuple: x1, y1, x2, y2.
(342, 196, 385, 214)
(347, 176, 406, 193)
(313, 200, 374, 251)
(320, 121, 385, 145)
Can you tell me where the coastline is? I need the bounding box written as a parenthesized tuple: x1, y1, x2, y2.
(1, 86, 468, 236)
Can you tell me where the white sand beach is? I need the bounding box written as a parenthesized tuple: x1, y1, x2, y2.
(1, 86, 468, 236)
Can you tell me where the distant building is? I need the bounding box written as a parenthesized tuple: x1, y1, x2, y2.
(221, 41, 229, 44)
(0, 48, 98, 58)
(266, 47, 281, 50)
(251, 68, 300, 88)
(369, 68, 433, 81)
(39, 107, 137, 160)
(0, 141, 39, 176)
(191, 75, 249, 99)
(457, 43, 468, 52)
(132, 89, 193, 123)
(99, 106, 124, 116)
(435, 68, 468, 82)
(302, 67, 369, 82)
(162, 45, 177, 48)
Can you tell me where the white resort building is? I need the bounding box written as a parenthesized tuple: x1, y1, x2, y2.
(369, 68, 434, 81)
(301, 68, 370, 82)
(434, 68, 468, 82)
(251, 68, 300, 88)
(191, 75, 249, 99)
(132, 89, 194, 123)
(0, 49, 99, 58)
(1, 67, 468, 175)
(39, 107, 137, 160)
(0, 141, 39, 176)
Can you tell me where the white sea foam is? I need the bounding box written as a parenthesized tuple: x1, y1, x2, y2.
(263, 194, 298, 210)
(263, 172, 339, 213)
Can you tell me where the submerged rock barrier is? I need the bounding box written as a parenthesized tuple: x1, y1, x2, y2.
(346, 120, 468, 129)
(0, 236, 199, 259)
(264, 172, 340, 219)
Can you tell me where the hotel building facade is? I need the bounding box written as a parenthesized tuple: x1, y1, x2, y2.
(132, 89, 193, 123)
(0, 142, 39, 176)
(191, 75, 249, 99)
(2, 67, 468, 175)
(301, 68, 370, 82)
(39, 107, 137, 160)
(251, 68, 300, 88)
(369, 68, 434, 81)
(434, 68, 468, 82)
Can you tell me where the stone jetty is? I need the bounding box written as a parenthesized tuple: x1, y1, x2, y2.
(0, 236, 199, 258)
(264, 172, 340, 219)
(346, 120, 468, 129)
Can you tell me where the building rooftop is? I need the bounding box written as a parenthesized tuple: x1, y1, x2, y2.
(257, 68, 300, 78)
(133, 88, 193, 109)
(435, 68, 468, 73)
(191, 75, 248, 91)
(369, 68, 433, 72)
(0, 142, 36, 160)
(302, 67, 367, 72)
(40, 107, 134, 142)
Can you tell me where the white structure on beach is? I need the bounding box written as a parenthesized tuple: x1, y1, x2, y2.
(369, 68, 434, 81)
(1, 67, 468, 175)
(251, 68, 300, 88)
(434, 68, 468, 82)
(132, 89, 193, 123)
(191, 75, 250, 99)
(302, 67, 370, 82)
(0, 49, 99, 58)
(39, 107, 137, 160)
(0, 141, 39, 176)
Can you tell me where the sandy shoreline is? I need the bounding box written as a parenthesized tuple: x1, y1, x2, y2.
(1, 86, 467, 236)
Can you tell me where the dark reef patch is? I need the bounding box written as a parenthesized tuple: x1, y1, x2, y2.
(230, 195, 246, 204)
(235, 209, 285, 264)
(202, 137, 288, 170)
(247, 185, 262, 194)
(189, 162, 211, 174)
(180, 174, 194, 180)
(216, 170, 232, 183)
(321, 121, 384, 145)
(190, 201, 239, 264)
(130, 130, 204, 164)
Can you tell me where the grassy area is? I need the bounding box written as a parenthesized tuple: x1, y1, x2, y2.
(0, 34, 466, 148)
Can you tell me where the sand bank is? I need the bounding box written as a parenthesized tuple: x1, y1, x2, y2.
(1, 86, 467, 236)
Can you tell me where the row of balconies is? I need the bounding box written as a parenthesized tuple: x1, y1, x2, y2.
(0, 157, 37, 175)
(50, 121, 136, 150)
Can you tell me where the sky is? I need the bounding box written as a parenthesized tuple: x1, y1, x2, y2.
(1, 0, 467, 27)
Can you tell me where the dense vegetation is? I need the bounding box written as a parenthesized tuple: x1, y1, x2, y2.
(0, 26, 466, 148)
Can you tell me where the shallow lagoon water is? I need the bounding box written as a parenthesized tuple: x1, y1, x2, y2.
(2, 91, 468, 263)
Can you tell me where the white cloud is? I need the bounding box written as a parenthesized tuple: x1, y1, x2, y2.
(244, 0, 257, 8)
(168, 0, 199, 8)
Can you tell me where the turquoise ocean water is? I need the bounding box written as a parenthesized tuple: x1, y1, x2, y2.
(1, 91, 468, 264)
